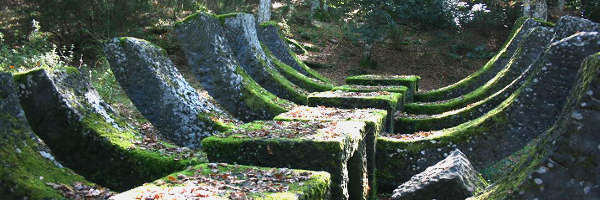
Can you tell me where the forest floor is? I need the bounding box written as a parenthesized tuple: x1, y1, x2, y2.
(289, 21, 508, 91)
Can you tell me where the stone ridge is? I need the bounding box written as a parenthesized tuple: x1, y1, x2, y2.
(222, 13, 309, 104)
(105, 37, 234, 148)
(175, 12, 293, 121)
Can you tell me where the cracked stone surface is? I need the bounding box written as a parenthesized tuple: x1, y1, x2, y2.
(105, 37, 234, 148)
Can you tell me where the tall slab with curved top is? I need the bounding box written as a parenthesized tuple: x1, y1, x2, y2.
(175, 13, 294, 122)
(104, 37, 236, 148)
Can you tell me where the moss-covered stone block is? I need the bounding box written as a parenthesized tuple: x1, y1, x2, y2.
(274, 106, 387, 200)
(0, 72, 112, 199)
(307, 91, 401, 133)
(333, 85, 409, 103)
(111, 163, 331, 200)
(202, 120, 367, 200)
(345, 75, 420, 100)
(14, 68, 204, 191)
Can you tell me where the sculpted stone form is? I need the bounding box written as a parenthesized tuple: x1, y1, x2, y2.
(105, 37, 235, 148)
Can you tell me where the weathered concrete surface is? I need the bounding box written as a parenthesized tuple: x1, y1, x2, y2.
(105, 37, 235, 148)
(222, 13, 308, 104)
(175, 13, 294, 122)
(470, 51, 600, 200)
(392, 150, 486, 200)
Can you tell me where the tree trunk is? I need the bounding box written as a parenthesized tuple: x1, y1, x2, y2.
(523, 0, 547, 20)
(310, 0, 319, 22)
(258, 0, 272, 23)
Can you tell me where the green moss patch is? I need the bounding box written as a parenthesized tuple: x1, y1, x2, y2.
(345, 75, 420, 101)
(307, 91, 402, 133)
(274, 106, 387, 200)
(236, 65, 296, 116)
(112, 163, 331, 200)
(14, 68, 205, 191)
(202, 120, 367, 200)
(414, 17, 551, 102)
(263, 43, 334, 92)
(334, 85, 409, 103)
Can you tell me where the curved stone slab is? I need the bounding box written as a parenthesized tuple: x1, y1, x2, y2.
(469, 52, 600, 200)
(415, 18, 542, 102)
(258, 23, 332, 84)
(221, 13, 309, 104)
(15, 68, 201, 190)
(1, 73, 90, 199)
(396, 27, 555, 133)
(376, 31, 600, 192)
(175, 13, 294, 121)
(104, 37, 236, 147)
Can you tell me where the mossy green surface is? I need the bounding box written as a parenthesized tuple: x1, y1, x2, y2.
(257, 50, 309, 104)
(0, 116, 91, 200)
(274, 106, 387, 200)
(263, 43, 334, 92)
(469, 52, 600, 200)
(413, 17, 552, 102)
(202, 120, 365, 199)
(376, 82, 523, 192)
(235, 65, 294, 116)
(113, 163, 332, 200)
(333, 85, 409, 103)
(307, 92, 402, 133)
(286, 46, 332, 84)
(13, 68, 204, 191)
(344, 75, 420, 101)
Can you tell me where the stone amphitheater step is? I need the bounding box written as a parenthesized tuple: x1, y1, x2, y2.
(104, 37, 239, 148)
(414, 17, 545, 102)
(111, 163, 331, 200)
(375, 28, 600, 192)
(394, 26, 555, 133)
(201, 120, 368, 200)
(307, 91, 403, 133)
(14, 68, 204, 191)
(175, 12, 295, 122)
(333, 85, 409, 103)
(470, 52, 600, 200)
(221, 13, 310, 105)
(345, 75, 420, 102)
(274, 106, 388, 200)
(403, 19, 550, 116)
(258, 21, 333, 84)
(0, 73, 113, 199)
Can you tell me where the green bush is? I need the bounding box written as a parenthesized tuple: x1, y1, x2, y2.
(0, 20, 76, 73)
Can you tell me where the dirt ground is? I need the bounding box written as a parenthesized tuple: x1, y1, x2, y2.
(298, 27, 506, 91)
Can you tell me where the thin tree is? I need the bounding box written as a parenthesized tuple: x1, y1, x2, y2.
(523, 0, 548, 20)
(258, 0, 272, 23)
